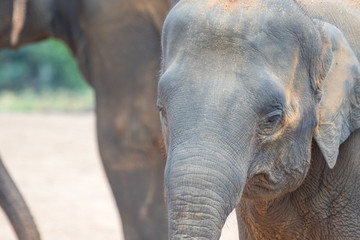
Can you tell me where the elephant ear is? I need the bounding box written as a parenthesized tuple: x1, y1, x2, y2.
(313, 20, 360, 169)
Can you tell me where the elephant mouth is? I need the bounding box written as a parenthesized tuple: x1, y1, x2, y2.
(242, 174, 285, 200)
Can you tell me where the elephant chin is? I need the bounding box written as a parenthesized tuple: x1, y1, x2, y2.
(242, 182, 285, 200)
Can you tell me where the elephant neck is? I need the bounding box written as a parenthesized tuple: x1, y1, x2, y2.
(238, 129, 360, 239)
(292, 130, 360, 237)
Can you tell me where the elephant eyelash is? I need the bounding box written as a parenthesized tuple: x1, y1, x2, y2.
(160, 110, 168, 124)
(156, 99, 169, 131)
(257, 109, 284, 136)
(156, 99, 164, 112)
(158, 107, 169, 128)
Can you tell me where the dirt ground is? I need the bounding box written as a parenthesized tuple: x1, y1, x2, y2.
(0, 113, 238, 239)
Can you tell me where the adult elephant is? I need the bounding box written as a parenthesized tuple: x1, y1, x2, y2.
(159, 0, 360, 239)
(1, 0, 170, 239)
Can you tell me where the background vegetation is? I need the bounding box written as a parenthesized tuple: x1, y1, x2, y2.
(0, 39, 94, 111)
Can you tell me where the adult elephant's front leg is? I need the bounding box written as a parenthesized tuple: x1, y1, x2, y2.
(96, 100, 167, 240)
(83, 9, 168, 238)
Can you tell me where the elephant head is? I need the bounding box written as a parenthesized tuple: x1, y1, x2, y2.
(0, 0, 82, 52)
(158, 0, 360, 238)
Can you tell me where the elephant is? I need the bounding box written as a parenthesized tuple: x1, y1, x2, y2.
(0, 0, 170, 239)
(0, 155, 40, 240)
(159, 0, 360, 239)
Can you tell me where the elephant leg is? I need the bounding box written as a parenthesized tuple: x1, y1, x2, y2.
(95, 104, 167, 240)
(0, 156, 41, 240)
(84, 11, 168, 238)
(104, 157, 166, 240)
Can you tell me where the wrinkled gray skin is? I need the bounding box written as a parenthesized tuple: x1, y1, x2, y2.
(159, 0, 360, 239)
(0, 0, 170, 239)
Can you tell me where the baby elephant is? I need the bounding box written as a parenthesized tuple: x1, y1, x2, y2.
(159, 0, 360, 239)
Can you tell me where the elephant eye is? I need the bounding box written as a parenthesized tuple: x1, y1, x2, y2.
(258, 109, 283, 135)
(157, 99, 169, 128)
(160, 110, 168, 127)
(157, 99, 170, 152)
(156, 99, 164, 113)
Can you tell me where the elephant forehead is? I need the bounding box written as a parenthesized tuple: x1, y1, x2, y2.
(164, 2, 310, 76)
(162, 0, 321, 105)
(165, 1, 260, 48)
(206, 0, 265, 11)
(168, 0, 292, 41)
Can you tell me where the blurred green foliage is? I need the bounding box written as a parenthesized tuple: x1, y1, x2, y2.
(0, 38, 88, 92)
(0, 39, 94, 111)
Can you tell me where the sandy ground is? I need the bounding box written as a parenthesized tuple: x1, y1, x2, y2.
(0, 113, 238, 239)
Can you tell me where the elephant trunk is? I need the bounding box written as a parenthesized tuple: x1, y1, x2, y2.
(0, 156, 41, 240)
(165, 148, 246, 240)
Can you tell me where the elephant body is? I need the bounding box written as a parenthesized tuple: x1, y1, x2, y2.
(160, 0, 360, 239)
(0, 0, 170, 239)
